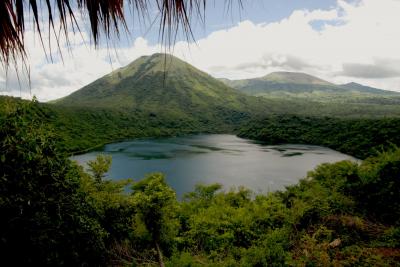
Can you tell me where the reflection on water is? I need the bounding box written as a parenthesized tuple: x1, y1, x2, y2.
(71, 134, 357, 197)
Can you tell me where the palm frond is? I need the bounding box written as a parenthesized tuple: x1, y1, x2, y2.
(0, 0, 241, 68)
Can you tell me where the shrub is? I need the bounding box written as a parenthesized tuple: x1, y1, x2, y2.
(0, 101, 108, 265)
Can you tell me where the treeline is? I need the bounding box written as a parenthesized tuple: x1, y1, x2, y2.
(3, 96, 400, 157)
(1, 96, 400, 266)
(0, 96, 244, 154)
(239, 115, 400, 159)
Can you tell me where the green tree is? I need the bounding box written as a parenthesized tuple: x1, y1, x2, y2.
(0, 101, 108, 265)
(357, 148, 400, 223)
(87, 154, 112, 183)
(131, 173, 178, 267)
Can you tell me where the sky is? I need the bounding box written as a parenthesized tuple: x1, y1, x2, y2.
(1, 0, 400, 101)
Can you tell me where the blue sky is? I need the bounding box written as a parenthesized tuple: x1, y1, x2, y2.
(121, 0, 340, 46)
(2, 0, 400, 101)
(189, 0, 339, 35)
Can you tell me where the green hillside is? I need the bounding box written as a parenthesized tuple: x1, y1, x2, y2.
(4, 55, 400, 155)
(341, 82, 398, 95)
(56, 55, 400, 121)
(221, 71, 343, 94)
(57, 53, 269, 124)
(222, 71, 400, 104)
(238, 115, 400, 159)
(258, 71, 332, 85)
(1, 96, 231, 153)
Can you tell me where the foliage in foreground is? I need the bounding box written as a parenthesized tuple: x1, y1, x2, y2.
(1, 101, 400, 266)
(0, 100, 108, 265)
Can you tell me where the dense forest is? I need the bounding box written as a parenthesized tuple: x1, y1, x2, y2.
(4, 95, 400, 159)
(239, 115, 400, 159)
(0, 96, 246, 153)
(1, 99, 400, 266)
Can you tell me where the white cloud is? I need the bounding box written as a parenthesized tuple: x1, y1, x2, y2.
(0, 35, 159, 101)
(2, 0, 400, 101)
(169, 0, 400, 90)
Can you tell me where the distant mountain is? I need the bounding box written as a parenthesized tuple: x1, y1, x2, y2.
(221, 72, 345, 95)
(259, 72, 333, 85)
(340, 82, 398, 95)
(221, 71, 399, 97)
(56, 53, 269, 127)
(55, 56, 400, 123)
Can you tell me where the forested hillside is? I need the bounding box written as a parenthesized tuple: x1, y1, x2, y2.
(4, 91, 400, 158)
(1, 96, 239, 153)
(222, 71, 400, 105)
(238, 115, 400, 159)
(56, 54, 269, 118)
(55, 54, 400, 119)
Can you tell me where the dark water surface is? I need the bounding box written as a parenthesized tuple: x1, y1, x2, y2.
(72, 134, 357, 197)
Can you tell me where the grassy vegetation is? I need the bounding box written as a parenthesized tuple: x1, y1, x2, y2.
(56, 54, 269, 116)
(1, 100, 399, 266)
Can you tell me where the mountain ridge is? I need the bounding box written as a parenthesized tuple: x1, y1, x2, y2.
(55, 53, 400, 119)
(259, 71, 333, 86)
(55, 53, 272, 129)
(340, 82, 397, 95)
(220, 72, 399, 96)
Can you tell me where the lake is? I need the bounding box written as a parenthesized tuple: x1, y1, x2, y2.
(71, 134, 357, 197)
